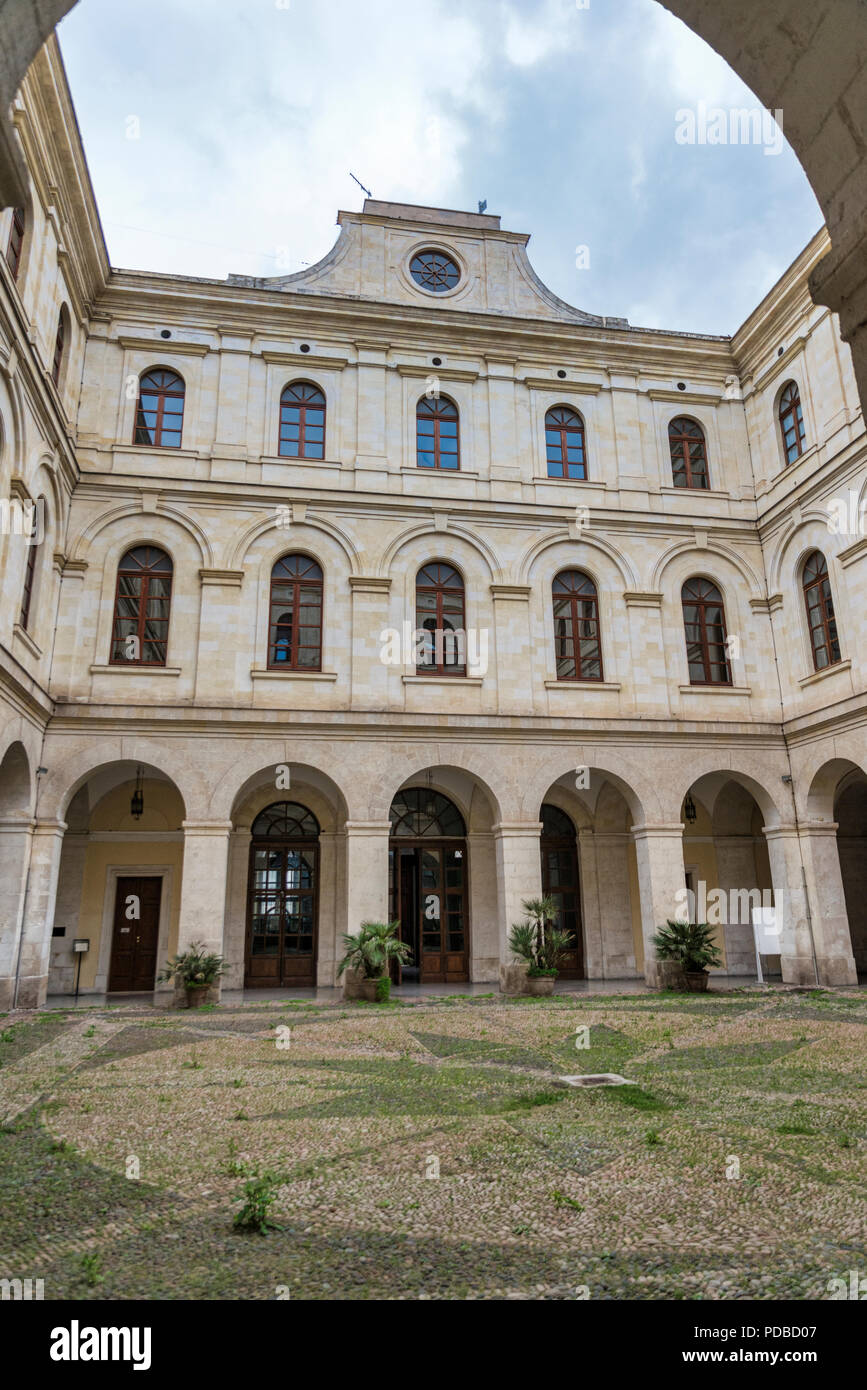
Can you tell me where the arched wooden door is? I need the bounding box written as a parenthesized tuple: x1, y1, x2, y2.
(245, 801, 319, 987)
(540, 803, 584, 978)
(388, 788, 468, 984)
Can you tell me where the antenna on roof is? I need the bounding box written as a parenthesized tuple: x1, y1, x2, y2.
(349, 172, 373, 199)
(478, 199, 487, 214)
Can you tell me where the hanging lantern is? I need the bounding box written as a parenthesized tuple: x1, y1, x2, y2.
(683, 791, 697, 824)
(130, 765, 144, 820)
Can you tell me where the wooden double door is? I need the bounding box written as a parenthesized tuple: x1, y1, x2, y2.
(245, 840, 318, 987)
(107, 875, 162, 992)
(389, 840, 468, 983)
(540, 804, 584, 978)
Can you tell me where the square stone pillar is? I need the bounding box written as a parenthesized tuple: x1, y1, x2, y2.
(632, 823, 685, 988)
(14, 818, 66, 1008)
(176, 822, 232, 993)
(493, 822, 543, 968)
(590, 830, 639, 978)
(343, 820, 391, 996)
(48, 828, 89, 994)
(490, 586, 532, 714)
(222, 827, 251, 992)
(0, 818, 34, 1009)
(714, 835, 762, 975)
(349, 577, 391, 710)
(798, 822, 857, 985)
(762, 826, 818, 985)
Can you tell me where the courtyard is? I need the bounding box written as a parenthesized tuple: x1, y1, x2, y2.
(2, 986, 865, 1301)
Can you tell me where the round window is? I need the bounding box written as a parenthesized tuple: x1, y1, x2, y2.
(410, 249, 461, 293)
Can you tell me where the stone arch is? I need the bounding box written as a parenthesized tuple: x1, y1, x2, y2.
(518, 529, 637, 590)
(368, 752, 505, 826)
(209, 746, 352, 823)
(69, 503, 213, 569)
(38, 740, 208, 821)
(803, 752, 867, 821)
(521, 747, 656, 826)
(668, 757, 788, 828)
(228, 511, 359, 573)
(652, 540, 763, 597)
(767, 514, 842, 595)
(0, 739, 32, 818)
(378, 522, 500, 584)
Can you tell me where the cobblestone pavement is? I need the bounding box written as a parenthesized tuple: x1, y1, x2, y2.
(1, 987, 866, 1300)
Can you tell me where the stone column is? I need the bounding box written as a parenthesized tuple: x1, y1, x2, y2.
(343, 820, 391, 996)
(762, 825, 818, 986)
(195, 571, 244, 704)
(49, 828, 88, 995)
(592, 830, 638, 978)
(797, 822, 857, 986)
(317, 830, 341, 986)
(632, 823, 685, 988)
(577, 827, 603, 977)
(176, 823, 232, 996)
(0, 817, 33, 1008)
(49, 560, 88, 700)
(222, 827, 251, 992)
(14, 818, 65, 1008)
(467, 830, 497, 981)
(714, 835, 762, 975)
(494, 822, 543, 970)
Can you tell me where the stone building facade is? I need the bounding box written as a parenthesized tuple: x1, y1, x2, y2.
(1, 39, 865, 1007)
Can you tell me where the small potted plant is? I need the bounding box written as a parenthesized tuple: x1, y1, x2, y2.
(158, 942, 227, 1008)
(506, 896, 572, 996)
(336, 920, 411, 1002)
(651, 919, 723, 992)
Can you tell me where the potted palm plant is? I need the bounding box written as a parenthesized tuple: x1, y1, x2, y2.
(158, 942, 227, 1008)
(651, 919, 723, 992)
(506, 896, 572, 996)
(337, 920, 411, 1002)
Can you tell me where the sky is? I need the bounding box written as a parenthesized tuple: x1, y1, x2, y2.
(58, 0, 823, 337)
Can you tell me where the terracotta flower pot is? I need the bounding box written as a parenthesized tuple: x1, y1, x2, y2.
(360, 977, 389, 1002)
(683, 970, 709, 993)
(525, 976, 555, 996)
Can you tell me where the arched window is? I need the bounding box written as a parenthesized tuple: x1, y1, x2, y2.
(52, 307, 68, 388)
(669, 417, 709, 489)
(134, 368, 185, 448)
(6, 207, 24, 281)
(552, 570, 602, 681)
(19, 495, 45, 633)
(417, 395, 459, 470)
(779, 381, 805, 464)
(389, 788, 466, 837)
(268, 554, 323, 670)
(545, 406, 587, 479)
(279, 381, 325, 459)
(415, 562, 465, 675)
(681, 577, 730, 685)
(110, 546, 173, 666)
(802, 550, 841, 671)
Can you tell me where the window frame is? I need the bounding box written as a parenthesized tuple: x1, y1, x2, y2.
(668, 416, 710, 490)
(6, 207, 24, 281)
(416, 395, 460, 471)
(19, 530, 39, 632)
(267, 553, 324, 672)
(681, 576, 731, 686)
(552, 569, 604, 681)
(51, 307, 67, 388)
(802, 550, 841, 672)
(109, 545, 174, 667)
(779, 381, 806, 465)
(278, 381, 326, 461)
(545, 406, 587, 480)
(414, 561, 466, 677)
(133, 368, 186, 449)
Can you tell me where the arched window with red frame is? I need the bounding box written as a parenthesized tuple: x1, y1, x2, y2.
(779, 381, 805, 464)
(278, 382, 326, 459)
(552, 570, 602, 680)
(52, 306, 68, 388)
(19, 495, 45, 633)
(6, 207, 24, 280)
(681, 577, 731, 685)
(802, 550, 841, 671)
(133, 368, 185, 448)
(415, 562, 465, 675)
(416, 395, 459, 470)
(669, 417, 709, 489)
(268, 554, 323, 670)
(110, 546, 173, 666)
(545, 406, 587, 479)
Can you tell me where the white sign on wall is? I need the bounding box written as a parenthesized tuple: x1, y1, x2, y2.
(751, 906, 780, 982)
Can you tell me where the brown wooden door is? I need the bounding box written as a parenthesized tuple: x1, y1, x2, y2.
(107, 876, 162, 992)
(540, 809, 584, 978)
(245, 841, 318, 987)
(390, 841, 468, 984)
